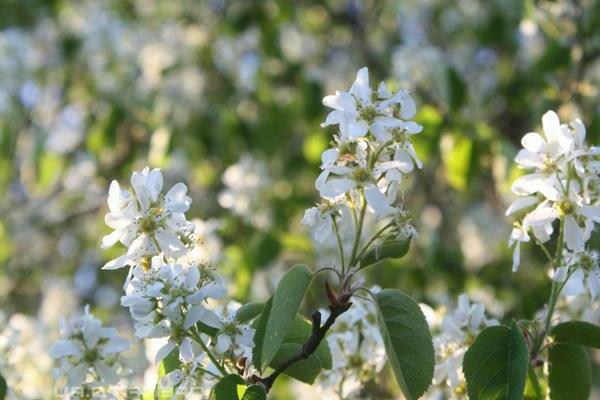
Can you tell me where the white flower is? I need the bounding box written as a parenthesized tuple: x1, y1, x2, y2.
(321, 67, 417, 140)
(218, 154, 272, 229)
(440, 294, 499, 341)
(120, 255, 224, 347)
(101, 167, 193, 270)
(49, 306, 130, 387)
(316, 290, 385, 399)
(160, 342, 222, 396)
(561, 250, 600, 301)
(508, 223, 530, 272)
(302, 201, 344, 243)
(522, 190, 598, 251)
(507, 110, 600, 273)
(212, 302, 255, 359)
(315, 143, 398, 217)
(428, 295, 497, 397)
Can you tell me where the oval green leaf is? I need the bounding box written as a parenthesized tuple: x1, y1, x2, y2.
(551, 321, 600, 349)
(253, 264, 312, 371)
(548, 343, 591, 400)
(214, 374, 266, 400)
(269, 315, 332, 384)
(374, 289, 434, 400)
(360, 237, 411, 269)
(235, 302, 264, 324)
(463, 321, 529, 400)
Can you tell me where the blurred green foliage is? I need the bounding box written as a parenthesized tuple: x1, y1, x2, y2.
(1, 0, 600, 396)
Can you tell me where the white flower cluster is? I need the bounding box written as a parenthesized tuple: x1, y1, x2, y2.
(425, 295, 498, 399)
(101, 167, 194, 271)
(218, 154, 273, 229)
(506, 111, 600, 299)
(316, 291, 386, 399)
(558, 249, 600, 301)
(101, 167, 255, 393)
(303, 67, 421, 252)
(49, 306, 130, 388)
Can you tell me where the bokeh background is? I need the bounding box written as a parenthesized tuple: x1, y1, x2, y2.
(1, 0, 600, 398)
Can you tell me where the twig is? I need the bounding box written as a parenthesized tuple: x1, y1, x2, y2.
(252, 284, 352, 392)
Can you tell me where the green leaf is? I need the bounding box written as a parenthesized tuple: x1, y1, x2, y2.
(161, 347, 181, 374)
(235, 302, 264, 324)
(213, 374, 266, 400)
(359, 237, 411, 268)
(269, 315, 332, 384)
(374, 289, 435, 400)
(548, 343, 591, 400)
(551, 321, 600, 349)
(214, 375, 246, 400)
(251, 298, 272, 370)
(253, 265, 312, 371)
(241, 385, 267, 400)
(463, 321, 529, 400)
(0, 374, 6, 400)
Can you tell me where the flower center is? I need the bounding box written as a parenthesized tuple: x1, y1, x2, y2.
(139, 216, 159, 234)
(579, 253, 596, 271)
(352, 168, 371, 183)
(556, 200, 574, 216)
(359, 105, 378, 123)
(84, 349, 98, 363)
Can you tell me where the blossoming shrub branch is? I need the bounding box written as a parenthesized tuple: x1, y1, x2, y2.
(47, 67, 436, 399)
(463, 111, 600, 400)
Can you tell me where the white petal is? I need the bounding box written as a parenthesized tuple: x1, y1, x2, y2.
(322, 91, 355, 112)
(349, 67, 371, 102)
(131, 171, 152, 212)
(521, 132, 546, 153)
(523, 207, 559, 227)
(49, 340, 82, 358)
(179, 337, 195, 363)
(319, 179, 355, 199)
(364, 186, 395, 216)
(102, 254, 131, 270)
(100, 337, 130, 356)
(571, 118, 586, 147)
(563, 269, 586, 296)
(321, 110, 344, 128)
(100, 228, 124, 249)
(514, 150, 543, 168)
(346, 119, 369, 138)
(199, 282, 227, 300)
(67, 364, 88, 387)
(146, 168, 164, 201)
(580, 205, 600, 223)
(184, 305, 221, 329)
(95, 361, 119, 384)
(215, 334, 232, 354)
(542, 110, 561, 143)
(564, 216, 585, 251)
(165, 183, 191, 213)
(161, 369, 183, 387)
(155, 230, 186, 256)
(155, 341, 177, 364)
(512, 242, 521, 272)
(588, 269, 600, 301)
(505, 196, 538, 216)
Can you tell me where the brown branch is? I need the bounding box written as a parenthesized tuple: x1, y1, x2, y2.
(251, 284, 352, 392)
